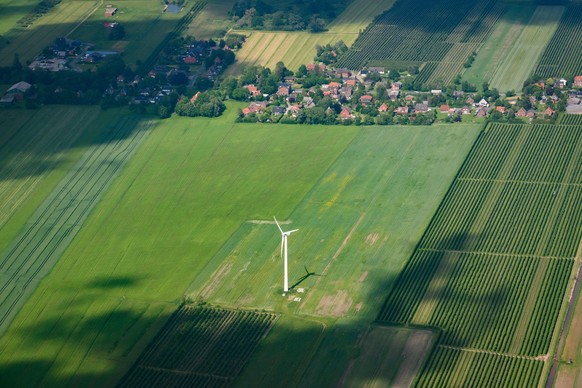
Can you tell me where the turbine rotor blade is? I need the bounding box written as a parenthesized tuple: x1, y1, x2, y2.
(287, 229, 299, 234)
(273, 216, 284, 233)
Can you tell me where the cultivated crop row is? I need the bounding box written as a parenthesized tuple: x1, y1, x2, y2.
(415, 347, 543, 387)
(534, 5, 582, 79)
(378, 122, 582, 385)
(336, 0, 501, 85)
(459, 124, 582, 184)
(120, 305, 277, 387)
(559, 114, 582, 126)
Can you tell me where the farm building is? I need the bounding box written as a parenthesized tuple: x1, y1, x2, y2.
(6, 81, 32, 100)
(105, 5, 118, 17)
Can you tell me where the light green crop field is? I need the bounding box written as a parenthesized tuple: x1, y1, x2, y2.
(489, 5, 564, 92)
(228, 0, 395, 72)
(0, 102, 480, 386)
(462, 4, 535, 87)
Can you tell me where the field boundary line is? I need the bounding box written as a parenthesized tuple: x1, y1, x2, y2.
(457, 177, 582, 187)
(438, 344, 544, 361)
(417, 248, 573, 261)
(66, 0, 103, 38)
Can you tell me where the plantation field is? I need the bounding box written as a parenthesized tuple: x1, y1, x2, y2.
(462, 4, 535, 87)
(228, 0, 395, 72)
(380, 121, 582, 386)
(489, 6, 564, 92)
(535, 4, 582, 79)
(336, 0, 503, 86)
(120, 305, 277, 387)
(0, 0, 100, 66)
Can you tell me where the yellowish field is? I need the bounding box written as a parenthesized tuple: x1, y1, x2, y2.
(228, 0, 395, 72)
(489, 6, 564, 92)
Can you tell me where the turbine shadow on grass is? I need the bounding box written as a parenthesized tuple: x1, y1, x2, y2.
(288, 265, 322, 290)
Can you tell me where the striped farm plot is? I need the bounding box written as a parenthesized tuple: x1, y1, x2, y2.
(336, 0, 503, 82)
(0, 107, 102, 234)
(120, 305, 277, 387)
(0, 0, 100, 66)
(0, 113, 155, 334)
(379, 122, 582, 386)
(489, 5, 564, 92)
(535, 4, 582, 79)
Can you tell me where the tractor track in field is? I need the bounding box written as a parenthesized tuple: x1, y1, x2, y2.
(0, 116, 155, 334)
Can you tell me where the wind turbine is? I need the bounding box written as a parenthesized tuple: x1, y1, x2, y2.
(274, 217, 298, 292)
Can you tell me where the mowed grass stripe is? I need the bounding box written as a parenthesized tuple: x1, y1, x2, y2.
(0, 114, 155, 334)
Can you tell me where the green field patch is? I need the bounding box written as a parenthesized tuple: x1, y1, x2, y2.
(462, 3, 535, 87)
(489, 5, 564, 91)
(186, 125, 480, 320)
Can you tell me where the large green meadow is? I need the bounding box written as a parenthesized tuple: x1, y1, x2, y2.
(0, 103, 479, 385)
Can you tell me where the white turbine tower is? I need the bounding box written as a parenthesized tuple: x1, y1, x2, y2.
(274, 217, 298, 292)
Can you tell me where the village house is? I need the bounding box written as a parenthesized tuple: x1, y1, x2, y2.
(190, 92, 200, 104)
(368, 66, 385, 74)
(440, 104, 451, 114)
(340, 106, 354, 120)
(461, 106, 471, 115)
(388, 89, 399, 101)
(405, 94, 414, 103)
(105, 5, 118, 17)
(5, 81, 32, 100)
(516, 108, 527, 117)
(272, 106, 286, 115)
(544, 107, 555, 116)
(339, 86, 353, 100)
(248, 101, 268, 114)
(526, 110, 536, 118)
(277, 83, 291, 97)
(378, 103, 389, 113)
(359, 95, 373, 106)
(466, 97, 475, 106)
(478, 98, 489, 108)
(395, 106, 409, 115)
(244, 84, 261, 97)
(415, 103, 429, 113)
(495, 106, 506, 114)
(574, 76, 582, 88)
(287, 104, 301, 117)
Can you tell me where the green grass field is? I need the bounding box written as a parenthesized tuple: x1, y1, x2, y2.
(462, 3, 535, 87)
(185, 0, 234, 39)
(0, 103, 480, 386)
(227, 0, 395, 72)
(489, 5, 564, 92)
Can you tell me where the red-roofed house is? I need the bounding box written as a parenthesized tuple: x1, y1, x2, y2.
(340, 106, 354, 120)
(440, 104, 451, 113)
(245, 84, 261, 97)
(378, 103, 389, 113)
(495, 106, 506, 113)
(574, 76, 582, 87)
(544, 107, 555, 116)
(306, 63, 316, 71)
(360, 95, 373, 105)
(516, 108, 527, 117)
